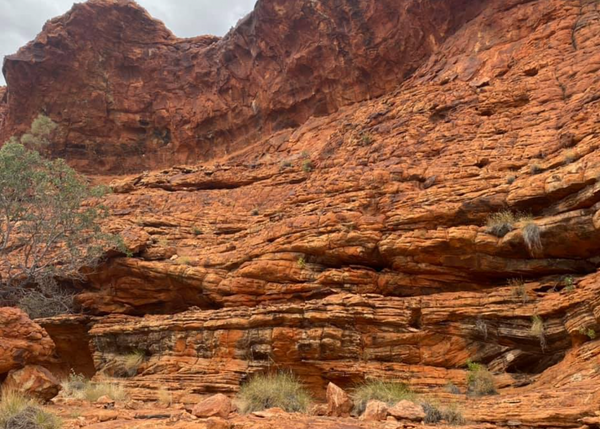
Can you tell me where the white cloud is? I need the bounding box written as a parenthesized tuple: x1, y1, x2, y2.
(0, 0, 256, 85)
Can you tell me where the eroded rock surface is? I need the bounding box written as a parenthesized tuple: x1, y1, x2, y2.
(0, 0, 487, 174)
(4, 364, 62, 401)
(2, 0, 600, 427)
(0, 307, 56, 375)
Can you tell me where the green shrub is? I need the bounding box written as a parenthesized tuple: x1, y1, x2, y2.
(352, 380, 415, 415)
(236, 372, 312, 414)
(0, 390, 62, 429)
(578, 327, 596, 340)
(0, 142, 123, 316)
(466, 361, 496, 396)
(15, 114, 58, 156)
(563, 276, 575, 293)
(192, 226, 203, 236)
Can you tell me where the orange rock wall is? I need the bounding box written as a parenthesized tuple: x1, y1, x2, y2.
(2, 0, 600, 426)
(0, 0, 488, 174)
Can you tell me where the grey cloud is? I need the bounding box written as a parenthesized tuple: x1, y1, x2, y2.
(0, 0, 257, 85)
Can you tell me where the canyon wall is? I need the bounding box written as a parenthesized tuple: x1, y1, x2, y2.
(0, 0, 488, 174)
(1, 0, 600, 427)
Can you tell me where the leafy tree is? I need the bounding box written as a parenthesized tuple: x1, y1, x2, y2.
(0, 141, 122, 317)
(9, 114, 58, 156)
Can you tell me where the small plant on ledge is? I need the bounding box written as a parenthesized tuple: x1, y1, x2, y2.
(486, 210, 517, 237)
(297, 256, 307, 268)
(578, 327, 596, 340)
(466, 361, 497, 396)
(531, 315, 547, 351)
(509, 278, 529, 303)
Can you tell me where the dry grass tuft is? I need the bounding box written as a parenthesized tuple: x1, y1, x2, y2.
(531, 315, 546, 350)
(509, 278, 529, 303)
(523, 222, 542, 255)
(61, 372, 128, 402)
(486, 210, 516, 237)
(0, 390, 62, 429)
(466, 361, 496, 397)
(157, 388, 173, 406)
(236, 372, 312, 414)
(352, 380, 415, 415)
(421, 400, 465, 425)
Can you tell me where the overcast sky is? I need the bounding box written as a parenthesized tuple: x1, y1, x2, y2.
(0, 0, 257, 85)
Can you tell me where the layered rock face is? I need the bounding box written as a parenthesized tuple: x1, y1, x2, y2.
(0, 0, 487, 174)
(2, 0, 600, 427)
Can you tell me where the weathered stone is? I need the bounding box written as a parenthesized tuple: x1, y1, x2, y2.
(191, 394, 232, 419)
(326, 382, 352, 417)
(0, 307, 55, 375)
(3, 365, 61, 401)
(360, 401, 388, 421)
(388, 400, 425, 422)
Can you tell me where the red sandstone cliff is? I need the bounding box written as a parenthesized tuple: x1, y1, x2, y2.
(0, 0, 488, 174)
(1, 0, 600, 427)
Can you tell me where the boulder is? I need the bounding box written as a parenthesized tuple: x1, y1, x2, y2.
(192, 394, 232, 419)
(326, 382, 353, 417)
(3, 365, 61, 401)
(388, 400, 426, 422)
(360, 400, 388, 421)
(0, 307, 55, 375)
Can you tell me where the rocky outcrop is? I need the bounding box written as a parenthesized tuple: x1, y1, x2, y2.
(0, 307, 56, 376)
(0, 0, 488, 174)
(4, 365, 62, 401)
(3, 0, 600, 427)
(57, 0, 600, 318)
